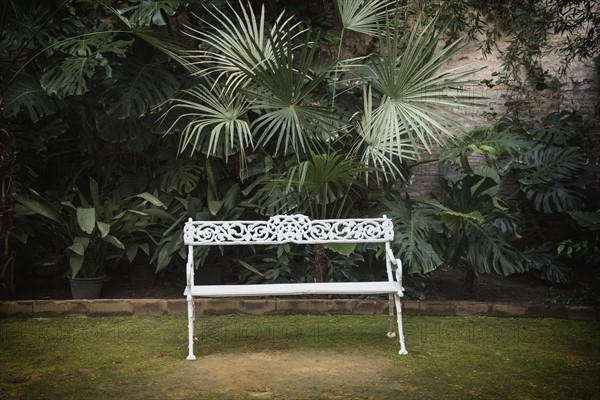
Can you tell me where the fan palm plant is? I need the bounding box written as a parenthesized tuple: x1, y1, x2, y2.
(365, 16, 480, 158)
(260, 150, 368, 282)
(166, 1, 479, 178)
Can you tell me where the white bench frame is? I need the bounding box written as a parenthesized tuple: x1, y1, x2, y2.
(183, 214, 408, 360)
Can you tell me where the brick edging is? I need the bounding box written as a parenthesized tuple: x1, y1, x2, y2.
(0, 299, 598, 321)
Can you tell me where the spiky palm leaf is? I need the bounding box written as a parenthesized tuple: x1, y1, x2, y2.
(241, 32, 341, 155)
(164, 82, 252, 162)
(352, 85, 418, 182)
(334, 0, 397, 36)
(262, 151, 368, 218)
(367, 17, 480, 155)
(182, 1, 303, 91)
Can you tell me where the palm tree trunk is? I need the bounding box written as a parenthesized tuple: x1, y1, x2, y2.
(464, 269, 477, 299)
(314, 244, 328, 283)
(0, 125, 15, 299)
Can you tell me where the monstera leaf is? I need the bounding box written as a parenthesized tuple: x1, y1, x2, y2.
(118, 0, 181, 27)
(379, 193, 445, 274)
(462, 225, 529, 276)
(101, 59, 179, 119)
(515, 145, 588, 213)
(40, 33, 133, 98)
(533, 111, 583, 146)
(521, 181, 586, 214)
(439, 121, 533, 172)
(516, 145, 588, 184)
(0, 1, 54, 51)
(3, 72, 59, 122)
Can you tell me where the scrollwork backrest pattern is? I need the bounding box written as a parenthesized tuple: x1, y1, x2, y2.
(184, 214, 394, 245)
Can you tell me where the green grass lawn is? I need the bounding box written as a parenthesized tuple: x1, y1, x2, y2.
(1, 314, 599, 399)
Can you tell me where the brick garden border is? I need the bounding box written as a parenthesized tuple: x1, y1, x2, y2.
(0, 299, 598, 321)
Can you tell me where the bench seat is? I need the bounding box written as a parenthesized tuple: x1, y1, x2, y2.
(185, 281, 402, 297)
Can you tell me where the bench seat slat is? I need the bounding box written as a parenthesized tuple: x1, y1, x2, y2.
(186, 281, 401, 297)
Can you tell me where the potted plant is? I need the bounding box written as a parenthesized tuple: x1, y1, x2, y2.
(14, 178, 164, 298)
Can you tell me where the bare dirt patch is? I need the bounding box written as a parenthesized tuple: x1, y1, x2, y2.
(161, 350, 396, 400)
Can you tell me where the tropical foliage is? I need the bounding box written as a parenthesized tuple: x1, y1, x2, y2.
(3, 0, 597, 299)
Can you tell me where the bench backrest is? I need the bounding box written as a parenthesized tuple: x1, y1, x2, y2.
(183, 214, 394, 246)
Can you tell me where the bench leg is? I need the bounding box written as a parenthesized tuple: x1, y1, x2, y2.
(186, 294, 196, 360)
(394, 293, 408, 355)
(386, 293, 396, 338)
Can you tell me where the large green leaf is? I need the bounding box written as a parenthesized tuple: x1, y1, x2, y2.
(132, 192, 166, 208)
(522, 181, 586, 213)
(40, 33, 133, 98)
(101, 59, 180, 119)
(439, 121, 533, 172)
(50, 32, 132, 58)
(324, 243, 357, 257)
(3, 72, 59, 122)
(515, 145, 588, 213)
(76, 207, 96, 234)
(40, 55, 102, 98)
(103, 234, 125, 250)
(568, 210, 600, 231)
(159, 160, 204, 195)
(0, 2, 54, 51)
(516, 146, 588, 185)
(439, 210, 485, 231)
(463, 225, 529, 276)
(381, 194, 445, 274)
(118, 0, 181, 27)
(533, 111, 583, 146)
(14, 193, 62, 225)
(66, 237, 91, 278)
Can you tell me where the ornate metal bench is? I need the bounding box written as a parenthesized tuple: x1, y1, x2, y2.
(183, 214, 408, 360)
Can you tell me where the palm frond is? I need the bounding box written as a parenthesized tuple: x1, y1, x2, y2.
(334, 0, 397, 36)
(242, 31, 342, 155)
(352, 85, 417, 182)
(181, 1, 303, 92)
(164, 82, 252, 162)
(262, 152, 368, 218)
(367, 16, 481, 155)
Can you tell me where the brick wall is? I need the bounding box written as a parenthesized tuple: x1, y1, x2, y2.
(402, 40, 600, 202)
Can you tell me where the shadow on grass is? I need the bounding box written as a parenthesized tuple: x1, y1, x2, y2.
(1, 314, 599, 399)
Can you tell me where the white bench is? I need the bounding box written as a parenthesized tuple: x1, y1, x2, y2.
(183, 214, 408, 360)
